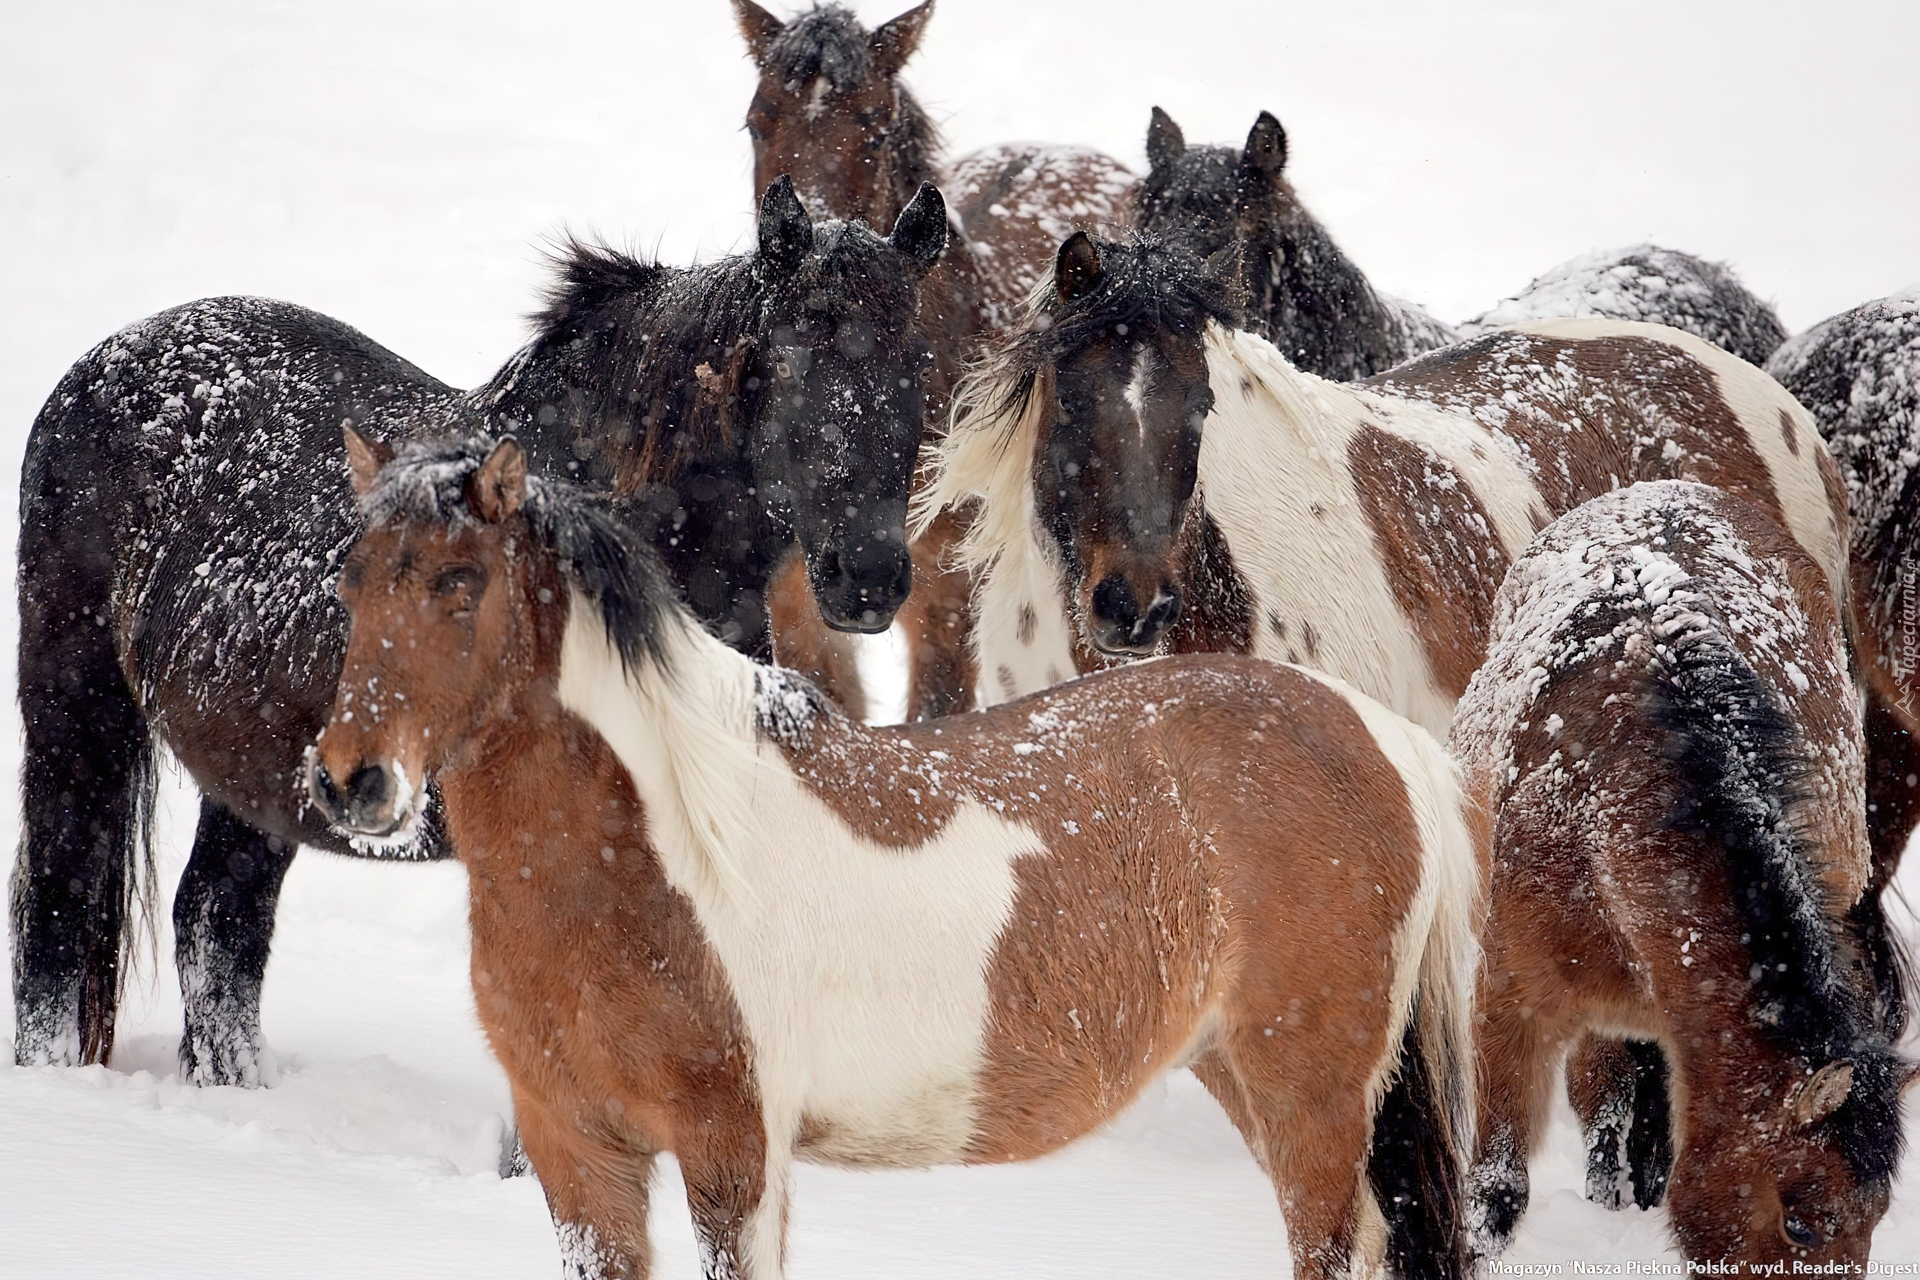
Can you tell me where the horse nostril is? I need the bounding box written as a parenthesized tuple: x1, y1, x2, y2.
(309, 759, 346, 820)
(347, 764, 391, 814)
(1091, 576, 1140, 629)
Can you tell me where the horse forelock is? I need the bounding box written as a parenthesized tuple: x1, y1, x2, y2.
(765, 4, 873, 91)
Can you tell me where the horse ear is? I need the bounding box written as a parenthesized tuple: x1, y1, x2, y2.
(342, 425, 394, 498)
(1146, 106, 1186, 173)
(732, 0, 784, 66)
(870, 0, 933, 78)
(758, 175, 814, 272)
(888, 182, 948, 272)
(1054, 231, 1103, 303)
(469, 438, 529, 524)
(1792, 1060, 1856, 1127)
(1243, 110, 1288, 179)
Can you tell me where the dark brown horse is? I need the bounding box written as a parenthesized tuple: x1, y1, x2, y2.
(11, 178, 944, 1083)
(314, 430, 1482, 1280)
(1452, 481, 1904, 1265)
(732, 1, 1135, 721)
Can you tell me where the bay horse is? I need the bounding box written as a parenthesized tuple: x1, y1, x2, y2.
(733, 0, 1134, 720)
(1768, 289, 1920, 889)
(1452, 480, 1905, 1266)
(313, 431, 1483, 1280)
(1133, 107, 1787, 376)
(11, 177, 945, 1084)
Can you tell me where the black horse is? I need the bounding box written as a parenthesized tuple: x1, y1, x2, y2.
(13, 175, 946, 1084)
(1132, 106, 1786, 378)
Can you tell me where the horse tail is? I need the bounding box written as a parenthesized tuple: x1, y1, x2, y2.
(1350, 701, 1482, 1280)
(13, 382, 160, 1068)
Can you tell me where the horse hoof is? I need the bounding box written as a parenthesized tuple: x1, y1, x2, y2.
(178, 1029, 273, 1088)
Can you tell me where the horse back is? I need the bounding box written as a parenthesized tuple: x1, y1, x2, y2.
(20, 295, 459, 847)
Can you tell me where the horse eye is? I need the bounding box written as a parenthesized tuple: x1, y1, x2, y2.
(432, 567, 482, 606)
(1783, 1214, 1819, 1248)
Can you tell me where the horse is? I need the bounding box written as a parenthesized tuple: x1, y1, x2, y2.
(732, 1, 1138, 722)
(1451, 480, 1905, 1266)
(11, 176, 945, 1084)
(919, 230, 1848, 722)
(1132, 107, 1787, 377)
(1767, 289, 1920, 887)
(914, 230, 1864, 1216)
(312, 430, 1483, 1280)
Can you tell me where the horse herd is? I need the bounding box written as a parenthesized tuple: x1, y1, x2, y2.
(12, 3, 1920, 1277)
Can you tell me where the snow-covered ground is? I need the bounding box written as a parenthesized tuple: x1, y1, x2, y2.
(3, 1, 1919, 1275)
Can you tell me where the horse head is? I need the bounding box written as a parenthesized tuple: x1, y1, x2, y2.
(1133, 108, 1295, 340)
(735, 0, 936, 228)
(1007, 232, 1237, 657)
(311, 432, 556, 841)
(748, 174, 946, 632)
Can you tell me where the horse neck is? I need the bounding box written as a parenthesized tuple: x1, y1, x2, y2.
(1263, 210, 1410, 380)
(468, 258, 759, 494)
(556, 586, 792, 901)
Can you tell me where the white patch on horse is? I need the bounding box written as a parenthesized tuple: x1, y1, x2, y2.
(1198, 324, 1542, 737)
(557, 596, 1046, 1169)
(1124, 343, 1155, 444)
(804, 77, 830, 122)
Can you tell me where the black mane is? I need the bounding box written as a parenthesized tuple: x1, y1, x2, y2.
(361, 436, 676, 680)
(975, 232, 1240, 423)
(473, 222, 918, 491)
(1651, 608, 1905, 1183)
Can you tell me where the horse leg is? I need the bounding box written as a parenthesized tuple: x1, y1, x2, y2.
(13, 564, 154, 1068)
(514, 1094, 657, 1280)
(1197, 1032, 1381, 1280)
(173, 799, 296, 1086)
(1565, 1035, 1672, 1210)
(899, 509, 977, 720)
(677, 1124, 788, 1280)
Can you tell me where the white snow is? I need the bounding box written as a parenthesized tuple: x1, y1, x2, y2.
(5, 0, 1920, 1275)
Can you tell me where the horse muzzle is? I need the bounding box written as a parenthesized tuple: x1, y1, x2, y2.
(810, 539, 913, 634)
(307, 750, 421, 843)
(1087, 575, 1181, 657)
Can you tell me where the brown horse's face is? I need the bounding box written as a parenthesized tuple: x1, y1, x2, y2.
(1668, 1059, 1890, 1267)
(1038, 235, 1215, 657)
(309, 437, 540, 842)
(736, 0, 932, 227)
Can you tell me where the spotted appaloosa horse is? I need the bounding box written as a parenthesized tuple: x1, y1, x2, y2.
(732, 0, 1134, 721)
(1453, 481, 1905, 1266)
(11, 177, 944, 1084)
(1133, 107, 1787, 376)
(1769, 289, 1920, 894)
(313, 432, 1482, 1280)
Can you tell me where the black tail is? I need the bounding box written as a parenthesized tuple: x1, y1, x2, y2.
(1367, 997, 1469, 1280)
(13, 389, 160, 1068)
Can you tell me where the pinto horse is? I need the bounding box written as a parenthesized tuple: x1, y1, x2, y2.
(920, 231, 1847, 720)
(314, 431, 1482, 1280)
(915, 230, 1864, 1212)
(733, 0, 1134, 721)
(1452, 481, 1905, 1266)
(1133, 108, 1787, 376)
(11, 177, 944, 1083)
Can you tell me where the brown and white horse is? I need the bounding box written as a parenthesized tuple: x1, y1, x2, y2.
(1451, 481, 1905, 1266)
(733, 0, 1134, 722)
(918, 231, 1848, 728)
(312, 431, 1482, 1280)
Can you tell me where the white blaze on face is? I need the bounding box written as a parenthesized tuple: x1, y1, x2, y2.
(805, 76, 830, 122)
(1124, 343, 1156, 445)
